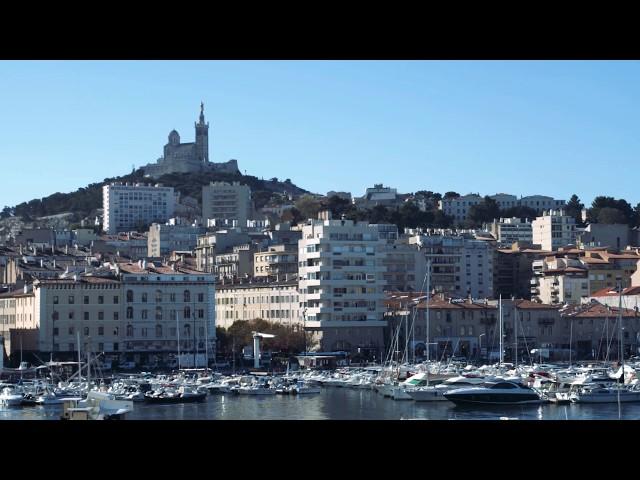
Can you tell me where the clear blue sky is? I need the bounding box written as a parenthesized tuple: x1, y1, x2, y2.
(1, 60, 639, 209)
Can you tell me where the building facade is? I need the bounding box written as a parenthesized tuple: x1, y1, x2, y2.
(202, 181, 252, 227)
(254, 244, 298, 281)
(298, 218, 388, 356)
(0, 263, 216, 366)
(148, 223, 207, 257)
(215, 281, 302, 329)
(102, 183, 175, 235)
(488, 217, 533, 245)
(531, 209, 577, 251)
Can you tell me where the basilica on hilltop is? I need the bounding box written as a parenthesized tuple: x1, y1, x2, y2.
(143, 103, 240, 178)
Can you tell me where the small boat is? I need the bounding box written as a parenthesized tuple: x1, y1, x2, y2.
(570, 385, 640, 404)
(144, 386, 207, 404)
(443, 381, 544, 406)
(291, 381, 320, 395)
(0, 387, 24, 407)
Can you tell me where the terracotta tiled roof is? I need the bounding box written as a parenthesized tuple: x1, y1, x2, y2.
(513, 299, 562, 310)
(590, 286, 640, 297)
(561, 302, 638, 318)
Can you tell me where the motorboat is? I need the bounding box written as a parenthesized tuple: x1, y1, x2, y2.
(144, 386, 207, 404)
(443, 381, 544, 406)
(0, 387, 24, 407)
(407, 375, 490, 402)
(570, 385, 640, 404)
(61, 391, 134, 420)
(291, 381, 320, 395)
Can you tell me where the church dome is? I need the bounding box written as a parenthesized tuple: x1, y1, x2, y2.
(168, 129, 180, 145)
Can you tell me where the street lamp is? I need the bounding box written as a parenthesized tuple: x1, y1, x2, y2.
(478, 333, 485, 363)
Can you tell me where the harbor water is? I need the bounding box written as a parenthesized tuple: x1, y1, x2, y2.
(2, 386, 640, 420)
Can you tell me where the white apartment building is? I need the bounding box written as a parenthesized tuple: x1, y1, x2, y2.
(202, 181, 252, 227)
(408, 233, 494, 299)
(439, 194, 566, 225)
(103, 183, 175, 235)
(488, 217, 533, 245)
(298, 218, 387, 355)
(532, 209, 577, 251)
(215, 281, 302, 329)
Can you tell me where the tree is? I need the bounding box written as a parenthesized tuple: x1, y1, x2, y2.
(467, 196, 500, 227)
(589, 196, 634, 225)
(597, 207, 628, 225)
(325, 195, 354, 218)
(443, 191, 460, 200)
(565, 194, 584, 225)
(500, 206, 538, 220)
(295, 195, 323, 220)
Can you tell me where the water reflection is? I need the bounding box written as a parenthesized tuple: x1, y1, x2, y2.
(3, 389, 640, 420)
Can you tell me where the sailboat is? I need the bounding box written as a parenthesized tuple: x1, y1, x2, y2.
(571, 286, 640, 404)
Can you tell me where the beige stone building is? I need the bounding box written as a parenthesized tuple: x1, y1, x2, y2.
(215, 280, 302, 329)
(0, 262, 216, 366)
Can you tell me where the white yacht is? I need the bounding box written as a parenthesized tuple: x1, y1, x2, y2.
(570, 384, 640, 404)
(407, 375, 489, 402)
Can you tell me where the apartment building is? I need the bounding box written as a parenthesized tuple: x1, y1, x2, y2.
(202, 181, 252, 227)
(215, 280, 302, 329)
(102, 183, 175, 235)
(148, 222, 207, 257)
(531, 209, 577, 251)
(531, 249, 640, 304)
(439, 194, 565, 225)
(0, 262, 215, 366)
(298, 217, 387, 356)
(494, 244, 550, 299)
(488, 217, 533, 245)
(254, 244, 298, 281)
(408, 233, 494, 299)
(195, 230, 251, 273)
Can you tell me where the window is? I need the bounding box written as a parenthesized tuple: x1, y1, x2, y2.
(156, 290, 162, 303)
(198, 293, 204, 302)
(170, 293, 176, 302)
(98, 326, 104, 336)
(84, 296, 89, 305)
(84, 312, 89, 321)
(98, 343, 104, 351)
(84, 327, 89, 336)
(184, 323, 191, 336)
(69, 343, 74, 351)
(53, 296, 59, 305)
(113, 343, 119, 351)
(98, 311, 104, 320)
(98, 296, 104, 304)
(69, 295, 75, 304)
(113, 312, 119, 320)
(113, 296, 119, 304)
(53, 327, 59, 335)
(156, 307, 163, 320)
(68, 311, 74, 320)
(156, 324, 162, 338)
(142, 292, 147, 303)
(126, 324, 133, 337)
(68, 326, 74, 335)
(127, 290, 133, 302)
(113, 327, 119, 336)
(184, 307, 191, 319)
(184, 290, 191, 303)
(126, 307, 133, 319)
(52, 311, 59, 321)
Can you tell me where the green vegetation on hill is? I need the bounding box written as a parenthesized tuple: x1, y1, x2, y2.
(1, 169, 309, 222)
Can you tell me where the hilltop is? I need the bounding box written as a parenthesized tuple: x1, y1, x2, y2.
(0, 169, 310, 225)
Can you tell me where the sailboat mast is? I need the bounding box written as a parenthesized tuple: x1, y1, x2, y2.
(514, 304, 517, 369)
(176, 310, 181, 370)
(499, 294, 503, 366)
(77, 331, 81, 383)
(426, 260, 431, 364)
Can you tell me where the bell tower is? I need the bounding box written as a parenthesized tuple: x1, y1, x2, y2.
(195, 101, 209, 164)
